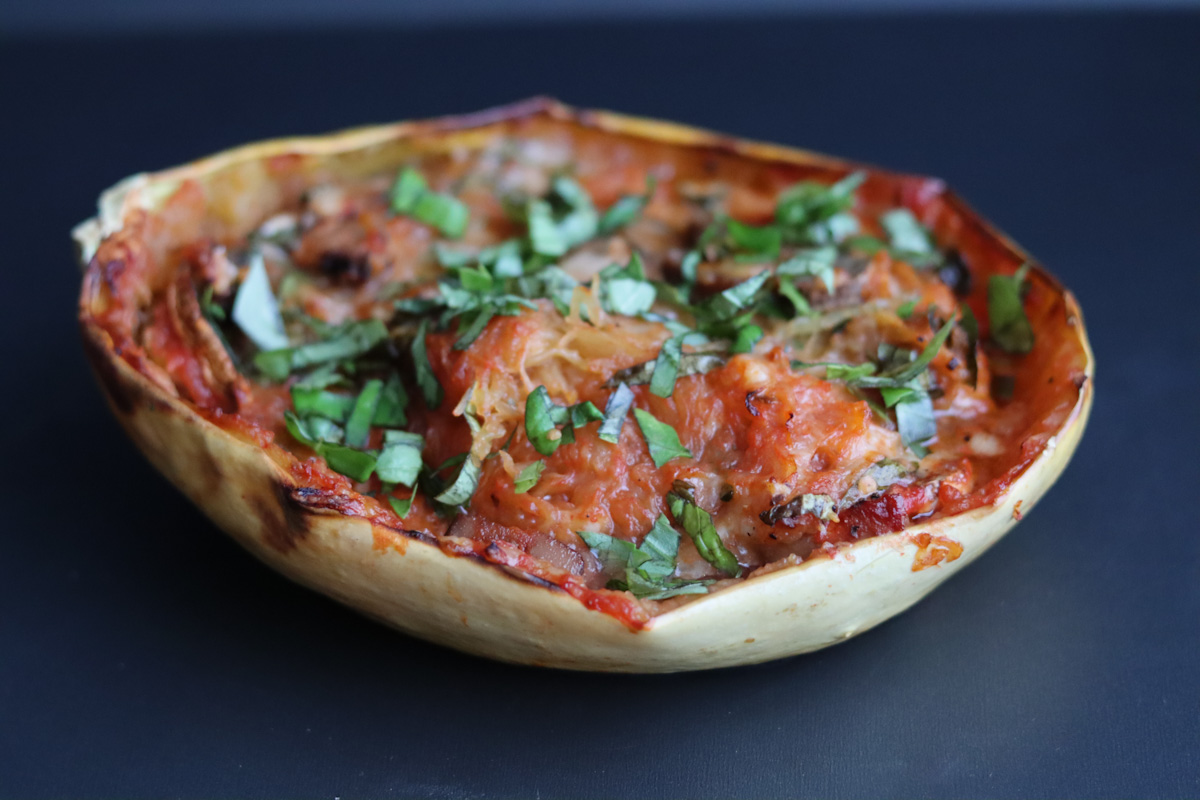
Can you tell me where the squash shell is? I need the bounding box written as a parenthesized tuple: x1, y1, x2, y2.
(75, 98, 1094, 672)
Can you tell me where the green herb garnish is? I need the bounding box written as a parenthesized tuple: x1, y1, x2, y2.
(231, 252, 289, 352)
(988, 263, 1035, 354)
(667, 491, 741, 577)
(633, 408, 692, 467)
(513, 460, 546, 494)
(390, 166, 470, 238)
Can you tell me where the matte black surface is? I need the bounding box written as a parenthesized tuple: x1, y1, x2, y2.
(2, 13, 1197, 798)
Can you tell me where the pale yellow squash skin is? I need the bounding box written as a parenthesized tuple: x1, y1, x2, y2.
(75, 99, 1094, 672)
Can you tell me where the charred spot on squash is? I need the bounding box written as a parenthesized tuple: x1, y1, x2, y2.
(252, 481, 314, 554)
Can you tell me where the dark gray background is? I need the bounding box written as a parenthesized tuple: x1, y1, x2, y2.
(2, 7, 1198, 799)
(3, 0, 1198, 34)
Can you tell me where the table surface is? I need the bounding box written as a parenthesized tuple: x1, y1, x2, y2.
(2, 11, 1197, 798)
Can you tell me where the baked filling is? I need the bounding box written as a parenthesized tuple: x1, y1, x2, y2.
(85, 113, 1086, 626)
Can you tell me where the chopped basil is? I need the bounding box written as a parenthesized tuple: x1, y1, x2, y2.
(285, 410, 377, 481)
(633, 409, 692, 467)
(390, 167, 469, 239)
(667, 492, 741, 577)
(894, 389, 936, 457)
(597, 176, 655, 235)
(291, 387, 355, 422)
(343, 379, 382, 449)
(284, 409, 340, 446)
(880, 383, 920, 407)
(777, 279, 813, 317)
(231, 252, 289, 352)
(373, 374, 409, 427)
(569, 401, 604, 429)
(777, 246, 837, 293)
(851, 315, 956, 388)
(791, 360, 877, 383)
(602, 278, 657, 316)
(319, 445, 378, 483)
(388, 493, 417, 519)
(579, 516, 709, 600)
(200, 285, 227, 321)
(525, 386, 565, 456)
(376, 430, 424, 487)
(880, 208, 935, 259)
(695, 271, 771, 327)
(412, 318, 443, 409)
(526, 199, 566, 257)
(434, 455, 481, 507)
(607, 351, 727, 390)
(598, 383, 634, 444)
(255, 319, 388, 381)
(648, 332, 709, 398)
(452, 306, 496, 351)
(726, 219, 782, 258)
(731, 324, 763, 354)
(896, 300, 917, 319)
(513, 460, 546, 494)
(988, 263, 1035, 354)
(774, 171, 864, 244)
(293, 362, 347, 390)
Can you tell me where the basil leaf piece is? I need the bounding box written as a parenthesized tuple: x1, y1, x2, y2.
(606, 351, 726, 390)
(791, 360, 878, 382)
(896, 300, 917, 319)
(726, 219, 782, 258)
(988, 263, 1035, 354)
(412, 191, 469, 239)
(569, 401, 604, 429)
(373, 374, 409, 427)
(376, 430, 424, 487)
(880, 208, 935, 257)
(696, 271, 771, 325)
(434, 455, 482, 507)
(254, 319, 388, 382)
(452, 306, 496, 351)
(775, 171, 865, 242)
(319, 445, 378, 483)
(578, 515, 709, 600)
(390, 167, 469, 238)
(525, 386, 564, 456)
(731, 324, 763, 354)
(412, 318, 443, 409)
(850, 315, 956, 388)
(291, 387, 355, 422)
(293, 362, 347, 390)
(344, 379, 382, 449)
(633, 409, 692, 467)
(602, 278, 657, 316)
(777, 246, 837, 293)
(648, 332, 709, 398)
(285, 411, 377, 481)
(598, 383, 635, 444)
(895, 389, 936, 457)
(388, 493, 417, 519)
(598, 176, 655, 234)
(513, 460, 546, 494)
(527, 199, 567, 257)
(880, 383, 920, 408)
(777, 279, 813, 317)
(231, 252, 289, 351)
(667, 493, 741, 577)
